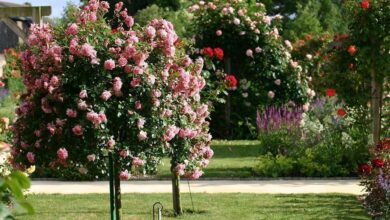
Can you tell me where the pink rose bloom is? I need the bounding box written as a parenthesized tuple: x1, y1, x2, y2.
(303, 103, 310, 112)
(233, 18, 240, 25)
(146, 26, 156, 38)
(117, 57, 128, 67)
(79, 90, 88, 99)
(66, 23, 78, 35)
(138, 131, 148, 141)
(100, 1, 110, 10)
(50, 75, 59, 86)
(77, 100, 88, 110)
(100, 90, 112, 101)
(27, 152, 35, 163)
(132, 157, 145, 167)
(137, 118, 145, 129)
(131, 78, 141, 87)
(290, 60, 299, 69)
(113, 77, 123, 92)
(238, 9, 245, 16)
(182, 55, 192, 67)
(80, 43, 97, 59)
(255, 47, 262, 53)
(88, 13, 97, 22)
(119, 150, 129, 158)
(87, 154, 96, 162)
(104, 59, 115, 70)
(47, 123, 56, 135)
(115, 2, 123, 11)
(98, 112, 107, 122)
(72, 125, 83, 136)
(57, 148, 68, 160)
(135, 100, 142, 109)
(216, 30, 222, 36)
(34, 130, 41, 137)
(152, 89, 161, 98)
(124, 16, 134, 28)
(163, 125, 180, 141)
(268, 91, 275, 99)
(175, 163, 186, 176)
(203, 147, 214, 159)
(246, 49, 253, 57)
(274, 79, 281, 86)
(133, 66, 143, 75)
(107, 139, 116, 149)
(119, 170, 130, 181)
(188, 170, 203, 180)
(66, 109, 77, 118)
(147, 75, 156, 85)
(284, 40, 293, 50)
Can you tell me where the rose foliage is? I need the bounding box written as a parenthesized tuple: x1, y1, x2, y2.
(11, 0, 212, 180)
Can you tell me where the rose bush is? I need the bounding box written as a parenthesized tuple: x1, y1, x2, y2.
(360, 138, 390, 218)
(11, 0, 212, 182)
(189, 0, 310, 139)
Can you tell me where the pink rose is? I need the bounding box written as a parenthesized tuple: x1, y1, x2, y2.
(104, 59, 115, 70)
(66, 23, 78, 35)
(113, 77, 123, 92)
(268, 91, 275, 99)
(274, 79, 281, 86)
(132, 157, 145, 167)
(117, 57, 127, 67)
(233, 18, 240, 25)
(77, 100, 88, 110)
(107, 139, 116, 149)
(57, 148, 68, 160)
(119, 150, 129, 158)
(246, 49, 253, 57)
(72, 125, 83, 136)
(175, 163, 186, 176)
(66, 109, 77, 118)
(119, 170, 130, 180)
(203, 147, 214, 159)
(135, 100, 142, 109)
(27, 152, 35, 163)
(255, 47, 262, 53)
(87, 154, 96, 162)
(137, 118, 145, 129)
(100, 90, 112, 101)
(124, 16, 134, 28)
(79, 90, 88, 99)
(216, 30, 222, 36)
(131, 78, 141, 87)
(138, 131, 148, 141)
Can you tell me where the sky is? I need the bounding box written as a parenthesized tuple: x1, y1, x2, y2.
(7, 0, 80, 18)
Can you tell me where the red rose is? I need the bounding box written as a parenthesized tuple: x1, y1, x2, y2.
(225, 74, 238, 90)
(377, 139, 390, 150)
(0, 81, 5, 88)
(359, 163, 372, 173)
(202, 47, 214, 58)
(347, 45, 357, 55)
(337, 108, 347, 117)
(372, 159, 385, 168)
(361, 0, 369, 10)
(111, 28, 118, 34)
(214, 48, 224, 60)
(326, 88, 336, 97)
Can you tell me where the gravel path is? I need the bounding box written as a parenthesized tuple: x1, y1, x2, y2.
(29, 180, 364, 195)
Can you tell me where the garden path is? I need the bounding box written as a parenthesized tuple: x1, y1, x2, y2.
(29, 180, 363, 195)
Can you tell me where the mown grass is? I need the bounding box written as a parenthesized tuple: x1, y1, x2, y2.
(18, 193, 369, 220)
(157, 140, 262, 178)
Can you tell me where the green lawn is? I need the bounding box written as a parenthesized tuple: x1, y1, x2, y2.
(157, 140, 262, 178)
(18, 193, 369, 220)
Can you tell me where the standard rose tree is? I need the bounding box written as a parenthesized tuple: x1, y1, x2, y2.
(189, 0, 310, 139)
(11, 0, 212, 218)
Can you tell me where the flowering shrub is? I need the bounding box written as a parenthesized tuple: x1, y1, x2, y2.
(360, 138, 390, 218)
(189, 0, 310, 139)
(12, 0, 212, 180)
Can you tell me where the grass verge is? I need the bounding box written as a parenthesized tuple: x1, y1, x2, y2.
(18, 193, 369, 220)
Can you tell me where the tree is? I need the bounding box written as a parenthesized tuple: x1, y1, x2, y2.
(189, 0, 310, 139)
(12, 1, 212, 219)
(323, 0, 390, 143)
